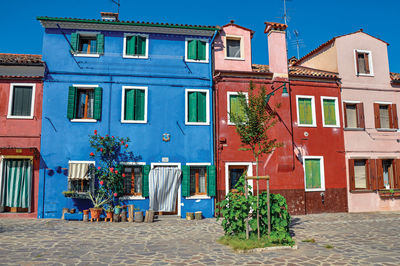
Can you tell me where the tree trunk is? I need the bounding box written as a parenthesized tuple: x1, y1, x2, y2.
(245, 176, 249, 240)
(256, 156, 260, 240)
(267, 178, 271, 237)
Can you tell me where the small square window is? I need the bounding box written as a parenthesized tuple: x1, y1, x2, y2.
(185, 39, 208, 62)
(70, 32, 104, 57)
(321, 97, 339, 127)
(296, 96, 316, 127)
(121, 86, 148, 123)
(190, 166, 207, 196)
(122, 165, 143, 196)
(67, 86, 102, 121)
(8, 84, 35, 119)
(227, 92, 247, 125)
(67, 162, 95, 193)
(124, 34, 148, 58)
(79, 36, 97, 54)
(226, 39, 241, 58)
(355, 50, 373, 76)
(374, 103, 398, 129)
(186, 89, 209, 125)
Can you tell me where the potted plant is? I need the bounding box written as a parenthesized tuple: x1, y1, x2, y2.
(114, 205, 122, 215)
(104, 205, 114, 221)
(88, 191, 110, 222)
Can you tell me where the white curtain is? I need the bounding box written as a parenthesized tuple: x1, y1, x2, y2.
(149, 167, 181, 212)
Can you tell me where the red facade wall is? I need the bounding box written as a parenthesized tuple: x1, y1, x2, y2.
(0, 78, 43, 218)
(215, 75, 348, 215)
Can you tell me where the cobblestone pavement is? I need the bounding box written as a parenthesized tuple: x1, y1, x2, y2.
(1, 212, 400, 265)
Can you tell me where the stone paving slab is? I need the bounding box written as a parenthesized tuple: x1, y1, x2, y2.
(0, 212, 400, 265)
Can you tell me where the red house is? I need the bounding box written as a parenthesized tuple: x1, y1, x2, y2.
(213, 22, 347, 214)
(0, 54, 44, 218)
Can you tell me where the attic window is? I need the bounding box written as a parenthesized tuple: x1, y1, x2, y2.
(355, 50, 373, 76)
(225, 36, 243, 60)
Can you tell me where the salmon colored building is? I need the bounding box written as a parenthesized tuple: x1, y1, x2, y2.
(0, 54, 44, 218)
(214, 21, 348, 214)
(295, 30, 400, 212)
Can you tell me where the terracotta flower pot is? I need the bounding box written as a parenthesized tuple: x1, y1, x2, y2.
(69, 208, 76, 214)
(83, 209, 89, 215)
(106, 211, 113, 219)
(90, 208, 103, 221)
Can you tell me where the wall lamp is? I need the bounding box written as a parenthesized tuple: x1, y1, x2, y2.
(265, 83, 289, 104)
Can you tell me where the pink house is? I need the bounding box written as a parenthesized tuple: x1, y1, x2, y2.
(295, 30, 400, 212)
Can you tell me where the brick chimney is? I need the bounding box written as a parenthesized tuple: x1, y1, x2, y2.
(264, 22, 288, 80)
(101, 12, 119, 22)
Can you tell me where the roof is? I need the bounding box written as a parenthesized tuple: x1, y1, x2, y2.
(252, 64, 338, 79)
(264, 22, 288, 34)
(0, 53, 43, 66)
(391, 72, 400, 83)
(295, 29, 389, 65)
(37, 16, 218, 31)
(222, 20, 254, 38)
(0, 75, 43, 79)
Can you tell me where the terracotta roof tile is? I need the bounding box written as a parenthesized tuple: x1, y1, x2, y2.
(37, 16, 218, 31)
(252, 64, 338, 79)
(391, 72, 400, 83)
(0, 75, 43, 79)
(295, 29, 389, 65)
(264, 22, 288, 33)
(0, 53, 43, 66)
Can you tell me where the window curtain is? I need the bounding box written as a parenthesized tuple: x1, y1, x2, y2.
(0, 159, 32, 211)
(149, 167, 182, 212)
(11, 86, 33, 117)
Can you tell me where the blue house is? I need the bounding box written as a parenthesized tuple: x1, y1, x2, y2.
(37, 12, 218, 219)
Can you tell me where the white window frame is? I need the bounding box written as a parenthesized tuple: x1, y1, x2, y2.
(73, 31, 101, 58)
(321, 96, 340, 128)
(227, 91, 248, 125)
(224, 35, 244, 61)
(121, 86, 148, 124)
(225, 162, 254, 195)
(151, 162, 182, 216)
(184, 37, 209, 63)
(296, 95, 316, 127)
(303, 156, 325, 192)
(70, 84, 99, 123)
(185, 162, 211, 199)
(354, 49, 374, 77)
(185, 89, 210, 126)
(119, 162, 146, 200)
(122, 33, 149, 59)
(7, 83, 36, 119)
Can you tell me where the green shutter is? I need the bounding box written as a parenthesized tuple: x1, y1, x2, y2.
(197, 41, 206, 61)
(125, 89, 135, 120)
(135, 89, 145, 121)
(67, 86, 77, 119)
(126, 36, 133, 55)
(181, 165, 190, 197)
(207, 165, 216, 197)
(188, 92, 198, 122)
(230, 95, 240, 119)
(187, 40, 197, 60)
(136, 36, 146, 56)
(142, 165, 150, 197)
(197, 92, 207, 122)
(130, 36, 137, 55)
(96, 34, 104, 54)
(93, 87, 102, 120)
(70, 33, 79, 53)
(323, 99, 336, 125)
(299, 98, 312, 125)
(305, 159, 321, 189)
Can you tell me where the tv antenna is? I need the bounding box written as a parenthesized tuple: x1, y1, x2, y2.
(293, 30, 303, 59)
(111, 0, 120, 14)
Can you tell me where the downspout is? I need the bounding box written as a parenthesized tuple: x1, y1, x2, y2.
(108, 75, 113, 135)
(209, 30, 218, 216)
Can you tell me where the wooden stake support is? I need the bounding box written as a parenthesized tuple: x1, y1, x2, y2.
(245, 175, 270, 180)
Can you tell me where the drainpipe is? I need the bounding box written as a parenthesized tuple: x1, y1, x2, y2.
(209, 30, 218, 216)
(108, 75, 113, 135)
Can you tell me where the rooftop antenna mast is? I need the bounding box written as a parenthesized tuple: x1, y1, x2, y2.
(111, 0, 120, 15)
(283, 0, 288, 25)
(294, 30, 300, 59)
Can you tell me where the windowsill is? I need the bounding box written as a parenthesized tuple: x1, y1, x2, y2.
(185, 59, 209, 64)
(322, 124, 340, 128)
(6, 115, 34, 120)
(185, 122, 210, 126)
(356, 73, 374, 77)
(224, 57, 245, 61)
(74, 53, 101, 58)
(70, 119, 97, 123)
(297, 124, 317, 128)
(305, 188, 325, 192)
(185, 195, 211, 200)
(350, 189, 374, 194)
(123, 55, 148, 59)
(376, 128, 398, 132)
(119, 195, 146, 200)
(121, 120, 147, 124)
(344, 128, 364, 131)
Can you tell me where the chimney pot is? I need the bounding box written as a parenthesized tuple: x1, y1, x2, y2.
(101, 12, 119, 22)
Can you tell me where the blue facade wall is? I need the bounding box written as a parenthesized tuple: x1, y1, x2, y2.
(38, 26, 216, 219)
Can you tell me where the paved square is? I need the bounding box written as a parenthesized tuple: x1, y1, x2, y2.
(0, 212, 400, 265)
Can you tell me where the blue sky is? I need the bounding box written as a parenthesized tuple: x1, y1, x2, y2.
(1, 0, 399, 72)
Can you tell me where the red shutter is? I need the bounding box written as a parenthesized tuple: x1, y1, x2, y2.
(357, 103, 365, 128)
(364, 53, 370, 74)
(391, 104, 398, 129)
(369, 159, 377, 190)
(355, 51, 360, 74)
(343, 103, 348, 128)
(376, 159, 384, 189)
(374, 103, 381, 129)
(349, 159, 355, 191)
(394, 159, 400, 189)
